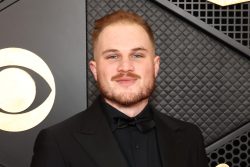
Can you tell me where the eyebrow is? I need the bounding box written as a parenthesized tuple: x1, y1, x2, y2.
(102, 47, 148, 55)
(131, 47, 148, 52)
(102, 49, 119, 55)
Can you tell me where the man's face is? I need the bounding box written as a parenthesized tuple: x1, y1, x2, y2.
(89, 23, 160, 106)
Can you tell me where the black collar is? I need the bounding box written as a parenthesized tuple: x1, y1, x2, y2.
(100, 98, 154, 132)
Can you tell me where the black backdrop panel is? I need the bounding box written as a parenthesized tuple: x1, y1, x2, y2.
(0, 0, 86, 167)
(168, 0, 250, 49)
(86, 0, 250, 147)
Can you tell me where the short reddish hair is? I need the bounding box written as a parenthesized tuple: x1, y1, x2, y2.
(92, 10, 155, 50)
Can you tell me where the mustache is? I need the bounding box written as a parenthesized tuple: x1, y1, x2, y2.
(111, 72, 141, 81)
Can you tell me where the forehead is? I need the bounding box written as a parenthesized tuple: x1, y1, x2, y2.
(94, 23, 154, 53)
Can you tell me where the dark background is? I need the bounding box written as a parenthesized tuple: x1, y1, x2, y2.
(0, 0, 249, 167)
(0, 0, 86, 167)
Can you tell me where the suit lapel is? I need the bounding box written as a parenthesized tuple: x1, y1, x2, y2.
(154, 112, 186, 167)
(73, 99, 128, 167)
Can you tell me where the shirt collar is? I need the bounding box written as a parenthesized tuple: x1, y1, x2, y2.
(100, 98, 153, 132)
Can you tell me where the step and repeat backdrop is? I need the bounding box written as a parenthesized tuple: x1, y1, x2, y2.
(0, 0, 250, 167)
(0, 0, 86, 167)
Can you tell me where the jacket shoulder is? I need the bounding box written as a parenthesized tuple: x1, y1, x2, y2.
(154, 110, 203, 135)
(43, 98, 102, 134)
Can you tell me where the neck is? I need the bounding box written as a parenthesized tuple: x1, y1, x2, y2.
(104, 98, 149, 117)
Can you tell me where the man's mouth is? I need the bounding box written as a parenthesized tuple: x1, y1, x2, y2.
(111, 72, 140, 87)
(115, 77, 137, 86)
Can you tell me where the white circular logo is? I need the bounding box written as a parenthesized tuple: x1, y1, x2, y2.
(0, 47, 56, 132)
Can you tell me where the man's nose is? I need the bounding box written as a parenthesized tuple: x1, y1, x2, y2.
(117, 58, 135, 72)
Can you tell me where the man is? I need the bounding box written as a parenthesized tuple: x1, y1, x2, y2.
(31, 10, 208, 167)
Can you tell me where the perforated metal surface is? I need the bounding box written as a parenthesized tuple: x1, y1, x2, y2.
(207, 127, 250, 167)
(86, 0, 250, 147)
(167, 0, 250, 49)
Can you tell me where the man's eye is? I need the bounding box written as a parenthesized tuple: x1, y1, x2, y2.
(106, 54, 118, 59)
(132, 53, 144, 58)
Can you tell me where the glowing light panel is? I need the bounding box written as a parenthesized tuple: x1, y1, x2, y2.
(208, 0, 250, 6)
(216, 163, 229, 167)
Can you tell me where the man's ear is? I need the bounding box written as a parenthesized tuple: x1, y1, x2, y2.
(89, 60, 97, 81)
(154, 55, 160, 77)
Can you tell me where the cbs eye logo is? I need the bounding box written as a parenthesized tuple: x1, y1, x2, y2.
(0, 47, 56, 132)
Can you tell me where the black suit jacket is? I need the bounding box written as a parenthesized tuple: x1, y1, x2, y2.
(31, 98, 209, 167)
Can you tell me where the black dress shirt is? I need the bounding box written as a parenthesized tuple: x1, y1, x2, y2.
(101, 99, 162, 167)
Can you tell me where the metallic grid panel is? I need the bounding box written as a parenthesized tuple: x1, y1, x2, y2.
(207, 130, 250, 167)
(168, 0, 250, 49)
(86, 0, 250, 146)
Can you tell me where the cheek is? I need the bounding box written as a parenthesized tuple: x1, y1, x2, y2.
(97, 65, 114, 82)
(139, 63, 155, 77)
